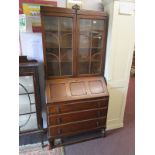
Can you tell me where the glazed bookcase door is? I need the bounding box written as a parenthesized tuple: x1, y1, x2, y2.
(42, 15, 75, 77)
(19, 75, 38, 132)
(77, 17, 106, 75)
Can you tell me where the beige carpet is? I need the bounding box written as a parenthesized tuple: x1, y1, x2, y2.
(19, 142, 64, 155)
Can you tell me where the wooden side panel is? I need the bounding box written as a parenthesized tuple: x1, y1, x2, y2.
(88, 80, 104, 94)
(70, 82, 87, 96)
(50, 83, 67, 98)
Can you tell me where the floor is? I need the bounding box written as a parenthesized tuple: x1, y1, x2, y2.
(20, 77, 135, 155)
(64, 77, 135, 155)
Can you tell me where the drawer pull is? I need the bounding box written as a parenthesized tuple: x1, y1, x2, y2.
(56, 106, 61, 113)
(57, 129, 62, 135)
(57, 118, 62, 124)
(96, 122, 99, 127)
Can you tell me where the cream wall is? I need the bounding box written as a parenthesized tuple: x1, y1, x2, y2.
(103, 0, 135, 130)
(57, 0, 103, 10)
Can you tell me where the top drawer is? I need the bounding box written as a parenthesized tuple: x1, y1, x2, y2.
(47, 99, 108, 115)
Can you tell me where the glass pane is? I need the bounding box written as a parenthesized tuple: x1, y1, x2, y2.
(60, 32, 72, 48)
(47, 62, 60, 76)
(61, 62, 72, 75)
(43, 16, 73, 77)
(19, 75, 38, 132)
(91, 48, 102, 61)
(79, 19, 91, 75)
(60, 17, 72, 48)
(60, 48, 72, 76)
(19, 113, 38, 132)
(79, 32, 91, 48)
(59, 17, 73, 76)
(91, 48, 102, 74)
(78, 48, 90, 74)
(59, 17, 72, 31)
(44, 16, 59, 48)
(19, 94, 36, 114)
(79, 48, 90, 62)
(44, 16, 60, 77)
(91, 62, 101, 74)
(46, 48, 60, 76)
(79, 62, 89, 74)
(78, 19, 104, 75)
(80, 19, 91, 31)
(44, 16, 58, 31)
(46, 48, 59, 62)
(60, 48, 72, 62)
(19, 76, 34, 93)
(92, 32, 103, 48)
(92, 20, 104, 31)
(45, 31, 59, 48)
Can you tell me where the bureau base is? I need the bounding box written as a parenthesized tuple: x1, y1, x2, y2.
(48, 129, 106, 149)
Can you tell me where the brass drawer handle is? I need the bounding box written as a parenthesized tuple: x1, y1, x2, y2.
(58, 129, 62, 135)
(57, 118, 62, 124)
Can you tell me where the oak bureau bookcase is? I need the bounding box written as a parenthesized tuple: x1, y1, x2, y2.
(40, 5, 109, 148)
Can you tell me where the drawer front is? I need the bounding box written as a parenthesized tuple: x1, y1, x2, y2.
(49, 117, 106, 138)
(48, 108, 108, 125)
(47, 99, 108, 115)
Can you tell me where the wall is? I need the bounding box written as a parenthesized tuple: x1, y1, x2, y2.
(103, 0, 135, 130)
(57, 0, 103, 10)
(83, 0, 102, 10)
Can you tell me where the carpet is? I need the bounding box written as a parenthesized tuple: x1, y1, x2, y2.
(19, 142, 64, 155)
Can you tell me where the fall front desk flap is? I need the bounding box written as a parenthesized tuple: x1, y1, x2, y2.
(46, 76, 109, 103)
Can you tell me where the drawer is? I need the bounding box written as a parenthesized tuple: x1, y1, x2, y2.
(48, 108, 108, 125)
(49, 117, 106, 138)
(47, 99, 108, 115)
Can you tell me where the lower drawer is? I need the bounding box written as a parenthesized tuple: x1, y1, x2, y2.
(49, 117, 106, 138)
(48, 107, 108, 125)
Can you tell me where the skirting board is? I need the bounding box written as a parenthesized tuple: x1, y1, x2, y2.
(106, 122, 124, 131)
